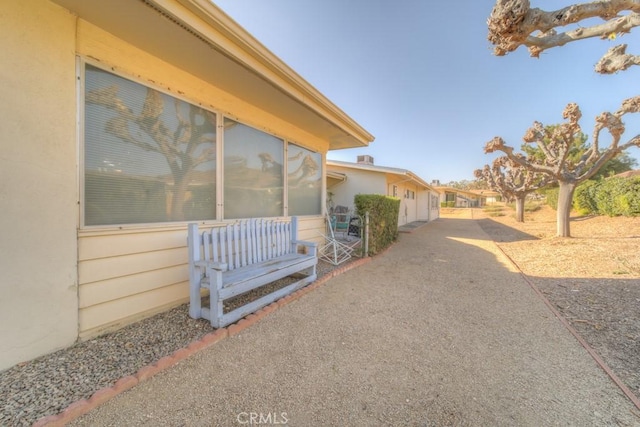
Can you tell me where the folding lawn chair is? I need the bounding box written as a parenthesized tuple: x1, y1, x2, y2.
(318, 214, 353, 265)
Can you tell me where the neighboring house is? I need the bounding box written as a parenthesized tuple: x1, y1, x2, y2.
(436, 187, 486, 208)
(612, 169, 640, 179)
(470, 190, 502, 205)
(326, 156, 440, 226)
(0, 0, 373, 370)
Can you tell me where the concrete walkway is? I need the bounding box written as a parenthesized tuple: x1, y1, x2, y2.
(70, 219, 639, 426)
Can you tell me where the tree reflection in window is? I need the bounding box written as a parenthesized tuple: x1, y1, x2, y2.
(223, 118, 284, 219)
(288, 143, 321, 215)
(84, 65, 216, 225)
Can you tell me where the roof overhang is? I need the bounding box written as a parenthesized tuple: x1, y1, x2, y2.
(327, 160, 437, 192)
(51, 0, 374, 150)
(326, 171, 347, 189)
(436, 187, 481, 198)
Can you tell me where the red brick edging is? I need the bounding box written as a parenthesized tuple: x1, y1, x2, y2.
(32, 257, 371, 426)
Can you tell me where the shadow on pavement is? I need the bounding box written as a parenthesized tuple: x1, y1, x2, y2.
(475, 218, 539, 243)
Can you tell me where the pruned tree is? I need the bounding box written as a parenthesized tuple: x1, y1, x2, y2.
(475, 156, 552, 222)
(484, 98, 640, 236)
(488, 0, 640, 74)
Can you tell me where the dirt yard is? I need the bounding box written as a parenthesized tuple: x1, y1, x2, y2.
(462, 204, 640, 403)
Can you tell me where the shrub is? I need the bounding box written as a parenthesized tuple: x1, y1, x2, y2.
(354, 194, 400, 256)
(574, 180, 599, 215)
(540, 176, 640, 216)
(596, 177, 627, 216)
(623, 177, 640, 216)
(596, 177, 640, 216)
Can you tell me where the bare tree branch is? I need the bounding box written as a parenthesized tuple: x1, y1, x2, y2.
(488, 0, 640, 73)
(596, 44, 640, 73)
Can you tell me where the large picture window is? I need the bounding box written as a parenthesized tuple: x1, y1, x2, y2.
(84, 64, 217, 226)
(223, 118, 284, 219)
(83, 63, 323, 227)
(287, 143, 322, 215)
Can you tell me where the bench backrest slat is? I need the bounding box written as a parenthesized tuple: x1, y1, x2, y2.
(193, 218, 297, 272)
(220, 227, 227, 266)
(202, 230, 211, 262)
(212, 228, 219, 263)
(232, 223, 240, 270)
(239, 221, 247, 268)
(267, 221, 278, 258)
(260, 221, 266, 260)
(271, 224, 280, 256)
(251, 219, 258, 263)
(276, 221, 284, 257)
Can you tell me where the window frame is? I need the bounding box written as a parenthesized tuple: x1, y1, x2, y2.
(80, 58, 221, 229)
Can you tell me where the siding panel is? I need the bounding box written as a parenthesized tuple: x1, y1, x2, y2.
(79, 247, 187, 285)
(79, 282, 188, 335)
(79, 265, 187, 308)
(79, 229, 187, 261)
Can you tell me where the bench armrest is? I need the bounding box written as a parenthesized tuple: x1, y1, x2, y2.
(293, 239, 318, 257)
(194, 260, 229, 272)
(293, 239, 318, 248)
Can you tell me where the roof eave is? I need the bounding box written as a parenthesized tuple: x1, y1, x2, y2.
(52, 0, 374, 150)
(327, 160, 436, 192)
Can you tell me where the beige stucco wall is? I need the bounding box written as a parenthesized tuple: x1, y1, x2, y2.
(0, 0, 79, 370)
(417, 189, 430, 221)
(416, 189, 440, 222)
(327, 166, 386, 210)
(327, 165, 440, 226)
(393, 182, 419, 225)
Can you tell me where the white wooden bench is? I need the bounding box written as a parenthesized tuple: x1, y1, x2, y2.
(188, 217, 318, 328)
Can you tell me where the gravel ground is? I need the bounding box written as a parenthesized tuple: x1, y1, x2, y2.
(69, 218, 639, 426)
(474, 204, 640, 405)
(0, 261, 344, 426)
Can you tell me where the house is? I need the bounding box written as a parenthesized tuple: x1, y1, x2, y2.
(0, 0, 373, 371)
(326, 156, 440, 226)
(612, 169, 640, 179)
(473, 190, 502, 205)
(436, 187, 485, 208)
(434, 187, 501, 207)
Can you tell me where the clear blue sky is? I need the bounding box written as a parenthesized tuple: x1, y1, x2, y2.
(213, 0, 640, 183)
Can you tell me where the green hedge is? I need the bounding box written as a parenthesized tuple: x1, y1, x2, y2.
(574, 180, 599, 215)
(547, 176, 640, 216)
(354, 194, 400, 256)
(591, 177, 640, 216)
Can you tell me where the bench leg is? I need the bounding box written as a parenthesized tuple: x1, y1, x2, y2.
(301, 263, 317, 279)
(189, 269, 202, 320)
(210, 270, 224, 328)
